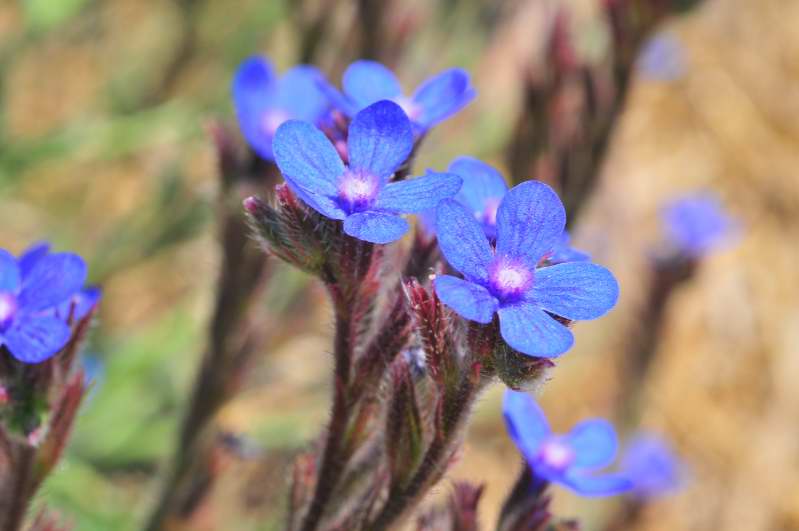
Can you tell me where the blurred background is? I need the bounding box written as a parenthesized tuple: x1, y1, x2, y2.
(2, 0, 798, 529)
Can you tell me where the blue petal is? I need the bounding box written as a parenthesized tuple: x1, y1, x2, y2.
(232, 56, 278, 159)
(412, 68, 476, 129)
(18, 242, 51, 278)
(347, 101, 413, 182)
(435, 199, 493, 284)
(273, 65, 329, 122)
(342, 60, 402, 109)
(4, 314, 72, 363)
(376, 171, 462, 213)
(495, 181, 566, 268)
(449, 157, 508, 214)
(434, 274, 498, 324)
(503, 390, 552, 461)
(343, 211, 409, 244)
(58, 286, 102, 321)
(530, 262, 619, 320)
(273, 120, 344, 199)
(621, 434, 683, 497)
(19, 253, 87, 312)
(0, 249, 20, 292)
(566, 419, 618, 470)
(290, 185, 347, 221)
(560, 472, 633, 497)
(232, 56, 276, 109)
(497, 302, 573, 358)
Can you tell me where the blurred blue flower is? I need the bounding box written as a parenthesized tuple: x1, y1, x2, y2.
(546, 231, 590, 265)
(434, 181, 619, 357)
(638, 34, 685, 81)
(322, 60, 476, 132)
(621, 434, 684, 498)
(273, 100, 462, 244)
(503, 390, 632, 496)
(423, 158, 587, 262)
(662, 193, 736, 258)
(0, 246, 87, 363)
(233, 56, 329, 160)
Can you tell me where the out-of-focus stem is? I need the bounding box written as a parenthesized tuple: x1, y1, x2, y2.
(0, 442, 35, 531)
(144, 149, 274, 531)
(298, 297, 354, 531)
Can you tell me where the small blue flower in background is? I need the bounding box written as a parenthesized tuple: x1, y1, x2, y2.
(662, 193, 736, 258)
(273, 100, 462, 244)
(434, 180, 618, 357)
(321, 60, 476, 132)
(503, 390, 632, 496)
(621, 434, 684, 498)
(233, 56, 329, 160)
(0, 245, 87, 363)
(546, 231, 590, 265)
(423, 158, 587, 262)
(637, 34, 685, 82)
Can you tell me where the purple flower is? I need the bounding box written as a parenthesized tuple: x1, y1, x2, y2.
(621, 434, 683, 498)
(0, 246, 87, 363)
(434, 180, 619, 357)
(662, 193, 736, 258)
(321, 60, 476, 132)
(233, 56, 329, 160)
(503, 390, 632, 496)
(273, 100, 462, 244)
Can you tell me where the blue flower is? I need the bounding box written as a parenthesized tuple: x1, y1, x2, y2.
(503, 390, 632, 496)
(434, 180, 619, 357)
(638, 34, 685, 82)
(233, 56, 329, 160)
(662, 193, 736, 258)
(621, 434, 683, 498)
(273, 100, 462, 244)
(0, 246, 87, 363)
(321, 60, 476, 132)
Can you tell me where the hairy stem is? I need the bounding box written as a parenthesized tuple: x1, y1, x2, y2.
(368, 375, 484, 530)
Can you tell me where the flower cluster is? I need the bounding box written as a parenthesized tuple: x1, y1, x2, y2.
(0, 243, 98, 364)
(236, 55, 682, 529)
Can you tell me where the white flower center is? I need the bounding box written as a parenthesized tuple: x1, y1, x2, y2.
(338, 170, 379, 213)
(538, 439, 574, 471)
(490, 259, 532, 300)
(0, 292, 17, 330)
(393, 96, 422, 121)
